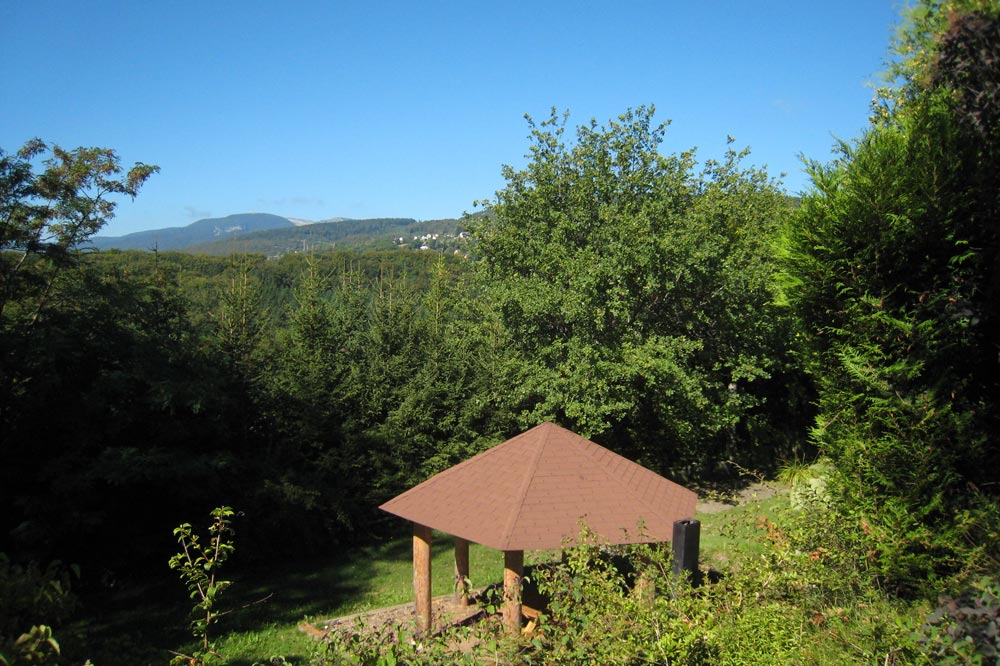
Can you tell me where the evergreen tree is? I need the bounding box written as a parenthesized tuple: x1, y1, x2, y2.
(780, 1, 1000, 591)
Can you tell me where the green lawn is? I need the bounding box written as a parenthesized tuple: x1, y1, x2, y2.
(697, 489, 787, 569)
(204, 533, 506, 665)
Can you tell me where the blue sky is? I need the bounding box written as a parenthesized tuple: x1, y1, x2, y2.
(2, 1, 902, 237)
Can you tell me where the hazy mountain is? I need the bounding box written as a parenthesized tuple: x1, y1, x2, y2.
(89, 213, 299, 251)
(91, 211, 478, 256)
(180, 217, 462, 256)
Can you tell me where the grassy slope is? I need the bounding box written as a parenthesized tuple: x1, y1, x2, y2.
(189, 535, 505, 665)
(79, 491, 787, 665)
(214, 492, 787, 664)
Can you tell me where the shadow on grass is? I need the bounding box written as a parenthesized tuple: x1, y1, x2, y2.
(689, 476, 762, 506)
(218, 532, 460, 632)
(73, 528, 451, 666)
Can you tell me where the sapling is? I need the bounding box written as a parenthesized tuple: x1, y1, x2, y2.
(168, 506, 235, 665)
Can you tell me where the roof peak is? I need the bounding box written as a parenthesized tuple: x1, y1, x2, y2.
(380, 423, 697, 550)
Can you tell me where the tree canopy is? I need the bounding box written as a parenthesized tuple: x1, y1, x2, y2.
(779, 0, 1000, 591)
(471, 107, 803, 476)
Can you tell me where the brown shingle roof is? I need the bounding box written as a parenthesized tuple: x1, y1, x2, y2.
(379, 422, 697, 550)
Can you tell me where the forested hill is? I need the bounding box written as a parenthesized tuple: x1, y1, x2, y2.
(179, 216, 469, 255)
(89, 212, 299, 251)
(91, 214, 472, 255)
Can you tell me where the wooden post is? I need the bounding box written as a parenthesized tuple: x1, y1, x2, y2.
(502, 549, 524, 635)
(454, 537, 470, 606)
(413, 523, 432, 634)
(672, 519, 701, 586)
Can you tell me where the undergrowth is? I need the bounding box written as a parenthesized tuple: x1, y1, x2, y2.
(315, 489, 995, 665)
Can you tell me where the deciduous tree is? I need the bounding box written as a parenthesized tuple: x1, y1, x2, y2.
(471, 107, 798, 476)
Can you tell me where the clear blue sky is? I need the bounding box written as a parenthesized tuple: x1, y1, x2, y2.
(2, 1, 902, 237)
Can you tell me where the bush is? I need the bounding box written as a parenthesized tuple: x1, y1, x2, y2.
(916, 577, 1000, 664)
(0, 556, 77, 663)
(316, 503, 927, 665)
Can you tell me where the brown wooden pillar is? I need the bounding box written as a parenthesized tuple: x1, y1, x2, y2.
(413, 523, 432, 634)
(454, 537, 470, 606)
(502, 549, 524, 635)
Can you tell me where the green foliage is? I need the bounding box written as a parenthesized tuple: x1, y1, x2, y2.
(321, 617, 481, 666)
(315, 500, 924, 665)
(0, 143, 230, 591)
(1, 236, 490, 580)
(0, 138, 157, 324)
(0, 557, 77, 666)
(215, 252, 266, 376)
(779, 0, 1000, 592)
(916, 577, 1000, 663)
(168, 506, 236, 665)
(471, 106, 803, 476)
(528, 531, 716, 664)
(250, 249, 515, 553)
(0, 255, 237, 575)
(0, 625, 61, 666)
(876, 0, 999, 119)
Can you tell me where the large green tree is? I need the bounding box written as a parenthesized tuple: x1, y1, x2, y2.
(471, 107, 801, 476)
(0, 140, 157, 324)
(0, 142, 242, 573)
(780, 1, 1000, 591)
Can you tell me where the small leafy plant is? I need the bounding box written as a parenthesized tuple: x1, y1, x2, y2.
(0, 556, 78, 666)
(917, 578, 1000, 664)
(0, 625, 61, 666)
(168, 506, 236, 665)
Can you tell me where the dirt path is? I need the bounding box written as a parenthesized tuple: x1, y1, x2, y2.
(302, 593, 485, 641)
(695, 481, 781, 514)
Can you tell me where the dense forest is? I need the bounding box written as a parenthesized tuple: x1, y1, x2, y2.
(2, 1, 999, 663)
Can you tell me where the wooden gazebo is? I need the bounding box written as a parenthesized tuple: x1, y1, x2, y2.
(379, 422, 698, 634)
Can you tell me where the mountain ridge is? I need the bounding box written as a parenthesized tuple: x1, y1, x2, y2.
(90, 212, 300, 251)
(90, 211, 478, 255)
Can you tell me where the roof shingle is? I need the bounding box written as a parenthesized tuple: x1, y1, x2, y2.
(379, 422, 697, 550)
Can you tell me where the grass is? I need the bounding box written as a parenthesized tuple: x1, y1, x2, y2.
(78, 487, 790, 665)
(185, 531, 505, 665)
(697, 486, 788, 569)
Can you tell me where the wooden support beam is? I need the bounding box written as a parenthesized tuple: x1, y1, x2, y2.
(454, 537, 470, 606)
(503, 549, 524, 635)
(413, 523, 432, 635)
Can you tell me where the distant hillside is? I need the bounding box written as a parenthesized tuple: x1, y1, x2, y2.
(90, 213, 297, 251)
(180, 217, 471, 256)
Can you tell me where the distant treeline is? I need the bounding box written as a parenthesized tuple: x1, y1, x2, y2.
(177, 216, 474, 256)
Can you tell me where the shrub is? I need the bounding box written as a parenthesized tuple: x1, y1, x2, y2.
(168, 506, 236, 665)
(916, 577, 1000, 663)
(0, 556, 78, 665)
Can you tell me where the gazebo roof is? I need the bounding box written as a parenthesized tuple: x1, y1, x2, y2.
(379, 422, 697, 551)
